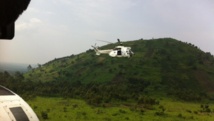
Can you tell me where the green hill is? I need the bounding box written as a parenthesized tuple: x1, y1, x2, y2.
(23, 38, 214, 101)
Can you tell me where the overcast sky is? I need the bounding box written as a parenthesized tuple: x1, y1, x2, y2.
(0, 0, 214, 65)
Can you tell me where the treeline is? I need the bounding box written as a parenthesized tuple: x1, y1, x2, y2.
(0, 70, 210, 107)
(1, 71, 160, 106)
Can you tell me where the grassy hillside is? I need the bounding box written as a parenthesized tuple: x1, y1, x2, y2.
(1, 38, 214, 121)
(24, 38, 214, 100)
(28, 96, 214, 121)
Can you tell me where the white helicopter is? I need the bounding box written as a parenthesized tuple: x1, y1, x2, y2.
(92, 39, 134, 58)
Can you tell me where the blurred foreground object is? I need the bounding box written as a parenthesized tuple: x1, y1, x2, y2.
(0, 0, 31, 39)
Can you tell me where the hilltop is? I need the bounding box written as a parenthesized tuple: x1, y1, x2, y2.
(22, 38, 214, 102)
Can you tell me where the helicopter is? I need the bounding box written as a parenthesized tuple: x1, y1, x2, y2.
(92, 39, 134, 58)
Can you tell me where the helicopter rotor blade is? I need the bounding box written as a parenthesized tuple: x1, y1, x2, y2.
(96, 40, 113, 44)
(117, 38, 123, 45)
(117, 38, 120, 43)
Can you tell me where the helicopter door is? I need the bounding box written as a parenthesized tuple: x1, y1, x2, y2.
(117, 48, 122, 55)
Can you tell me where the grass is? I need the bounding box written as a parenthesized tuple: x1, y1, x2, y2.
(27, 97, 214, 121)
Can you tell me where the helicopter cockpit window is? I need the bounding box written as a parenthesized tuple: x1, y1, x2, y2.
(0, 86, 14, 95)
(10, 107, 30, 121)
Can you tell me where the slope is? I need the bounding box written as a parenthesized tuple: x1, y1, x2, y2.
(24, 38, 214, 100)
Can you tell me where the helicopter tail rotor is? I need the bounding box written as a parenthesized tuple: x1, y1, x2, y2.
(91, 44, 100, 55)
(130, 50, 134, 57)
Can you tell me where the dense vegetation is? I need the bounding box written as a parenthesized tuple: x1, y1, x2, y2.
(1, 38, 214, 120)
(27, 96, 214, 121)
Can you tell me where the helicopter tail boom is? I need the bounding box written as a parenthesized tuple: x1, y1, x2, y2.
(91, 45, 112, 55)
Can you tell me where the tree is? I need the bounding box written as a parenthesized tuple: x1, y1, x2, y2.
(27, 64, 32, 71)
(37, 63, 42, 68)
(14, 71, 24, 82)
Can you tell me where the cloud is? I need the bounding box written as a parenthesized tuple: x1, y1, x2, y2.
(2, 0, 213, 64)
(27, 7, 40, 14)
(28, 7, 54, 15)
(16, 18, 42, 31)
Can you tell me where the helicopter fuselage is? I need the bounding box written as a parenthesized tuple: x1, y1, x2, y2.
(91, 39, 134, 58)
(109, 46, 132, 57)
